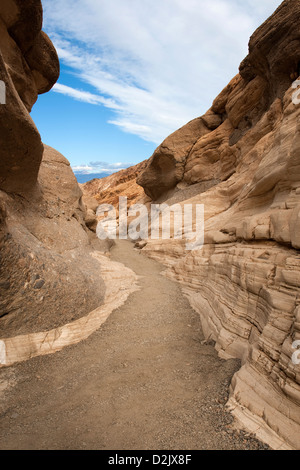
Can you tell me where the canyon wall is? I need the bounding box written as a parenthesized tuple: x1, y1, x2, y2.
(2, 0, 300, 450)
(134, 0, 300, 450)
(0, 1, 133, 343)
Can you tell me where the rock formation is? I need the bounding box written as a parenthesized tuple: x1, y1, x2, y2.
(1, 0, 300, 452)
(0, 0, 60, 194)
(81, 160, 149, 207)
(0, 1, 134, 341)
(81, 160, 150, 232)
(134, 0, 300, 450)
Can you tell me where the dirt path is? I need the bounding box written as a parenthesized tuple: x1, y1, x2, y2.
(0, 241, 268, 450)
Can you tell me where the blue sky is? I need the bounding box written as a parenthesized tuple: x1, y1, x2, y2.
(31, 0, 282, 181)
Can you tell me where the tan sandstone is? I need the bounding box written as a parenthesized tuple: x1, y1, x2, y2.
(131, 0, 300, 450)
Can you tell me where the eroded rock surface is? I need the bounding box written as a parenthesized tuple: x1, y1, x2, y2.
(0, 145, 108, 337)
(82, 160, 149, 208)
(81, 160, 150, 231)
(135, 0, 300, 450)
(0, 0, 59, 194)
(0, 2, 109, 338)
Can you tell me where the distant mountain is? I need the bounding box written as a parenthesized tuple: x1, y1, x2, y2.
(81, 160, 148, 207)
(74, 172, 112, 184)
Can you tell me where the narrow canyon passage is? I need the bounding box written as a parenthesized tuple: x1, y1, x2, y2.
(0, 241, 267, 450)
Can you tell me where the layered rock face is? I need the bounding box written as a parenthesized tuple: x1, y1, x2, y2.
(0, 2, 108, 338)
(136, 0, 300, 449)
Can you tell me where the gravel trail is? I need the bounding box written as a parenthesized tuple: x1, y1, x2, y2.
(0, 240, 268, 450)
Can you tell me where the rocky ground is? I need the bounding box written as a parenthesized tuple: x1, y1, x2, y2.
(81, 0, 300, 448)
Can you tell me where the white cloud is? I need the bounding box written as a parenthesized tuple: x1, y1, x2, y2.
(42, 0, 282, 144)
(72, 165, 94, 174)
(72, 161, 133, 174)
(53, 83, 121, 109)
